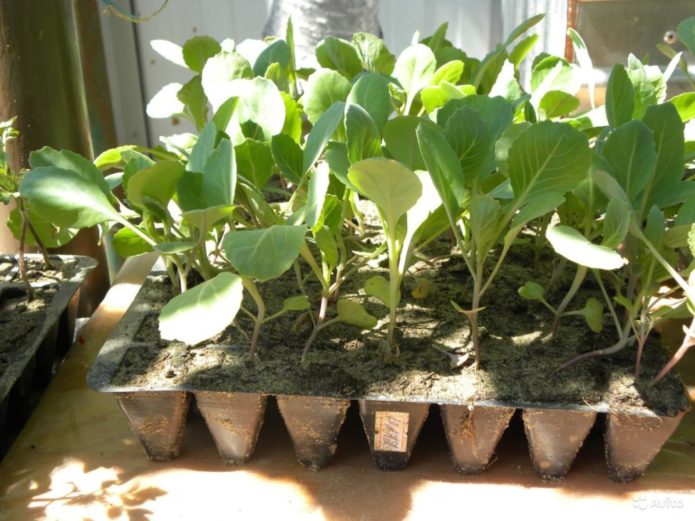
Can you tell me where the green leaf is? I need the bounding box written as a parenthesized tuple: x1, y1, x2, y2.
(345, 104, 381, 163)
(94, 145, 137, 170)
(187, 122, 217, 174)
(316, 37, 363, 78)
(201, 51, 253, 111)
(183, 36, 221, 73)
(688, 224, 695, 256)
(670, 93, 695, 122)
(352, 32, 396, 75)
(347, 73, 391, 131)
(154, 242, 197, 254)
(469, 194, 502, 256)
(581, 298, 604, 333)
(306, 163, 330, 229)
(347, 158, 422, 231)
(400, 171, 443, 273)
(364, 275, 392, 307)
(337, 299, 377, 329)
(495, 122, 531, 176)
(601, 120, 656, 201)
(235, 139, 272, 189)
(127, 160, 184, 209)
(644, 205, 665, 249)
(315, 225, 338, 270)
(394, 44, 436, 112)
(546, 224, 626, 270)
(280, 92, 302, 143)
(489, 60, 523, 101)
(602, 197, 630, 249)
(416, 119, 466, 218)
(626, 55, 667, 120)
(280, 295, 311, 313)
(518, 281, 544, 301)
(177, 76, 208, 129)
(112, 227, 153, 257)
(212, 97, 240, 134)
(253, 39, 290, 76)
(29, 147, 111, 196)
(677, 17, 695, 56)
(430, 60, 464, 85)
(538, 90, 580, 119)
(510, 193, 565, 230)
(271, 134, 303, 184)
(508, 122, 590, 205)
(7, 205, 77, 249)
(509, 34, 539, 67)
(303, 68, 351, 124)
(438, 96, 514, 140)
(203, 138, 236, 205)
(151, 39, 186, 67)
(503, 13, 544, 48)
(383, 116, 425, 170)
(444, 106, 494, 184)
(530, 56, 581, 100)
(641, 103, 685, 209)
(182, 205, 235, 234)
(20, 167, 121, 228)
(233, 78, 286, 141)
(303, 101, 345, 174)
(605, 64, 634, 127)
(146, 82, 184, 118)
(223, 225, 306, 281)
(159, 272, 244, 345)
(567, 29, 595, 108)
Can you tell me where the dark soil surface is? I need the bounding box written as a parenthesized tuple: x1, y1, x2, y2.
(110, 243, 689, 417)
(0, 257, 79, 378)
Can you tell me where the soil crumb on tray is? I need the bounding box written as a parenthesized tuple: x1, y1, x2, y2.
(111, 244, 688, 417)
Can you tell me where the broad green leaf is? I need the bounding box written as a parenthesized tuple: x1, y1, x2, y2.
(177, 172, 206, 211)
(212, 97, 239, 133)
(235, 139, 272, 189)
(472, 47, 508, 94)
(438, 96, 514, 140)
(489, 60, 523, 101)
(183, 205, 235, 234)
(223, 225, 306, 281)
(626, 55, 667, 120)
(303, 101, 345, 174)
(7, 205, 77, 249)
(444, 106, 494, 184)
(315, 225, 338, 270)
(347, 158, 422, 231)
(236, 39, 268, 66)
(203, 138, 236, 205)
(416, 119, 466, 218)
(394, 44, 436, 112)
(641, 103, 685, 209)
(94, 145, 137, 170)
(677, 17, 695, 55)
(364, 275, 392, 307)
(670, 93, 695, 122)
(159, 272, 244, 345)
(509, 34, 539, 67)
(271, 134, 303, 184)
(232, 78, 286, 141)
(187, 122, 217, 174)
(29, 147, 111, 196)
(20, 167, 122, 228)
(605, 64, 634, 127)
(280, 92, 302, 143)
(602, 197, 630, 249)
(302, 68, 351, 124)
(337, 299, 377, 329)
(495, 122, 531, 176)
(503, 13, 544, 48)
(112, 227, 153, 257)
(383, 116, 426, 170)
(530, 57, 581, 100)
(421, 22, 448, 54)
(316, 37, 363, 78)
(351, 32, 395, 75)
(279, 295, 311, 313)
(347, 73, 391, 130)
(151, 39, 186, 67)
(581, 298, 603, 333)
(688, 224, 695, 256)
(146, 82, 184, 118)
(306, 162, 330, 229)
(420, 82, 471, 113)
(154, 242, 196, 254)
(644, 205, 665, 249)
(177, 76, 208, 129)
(508, 122, 590, 205)
(325, 142, 354, 190)
(518, 281, 544, 301)
(469, 194, 502, 256)
(182, 36, 221, 73)
(592, 169, 630, 205)
(546, 224, 626, 270)
(568, 29, 595, 109)
(430, 60, 464, 85)
(201, 51, 253, 111)
(510, 193, 565, 230)
(345, 104, 381, 163)
(253, 39, 290, 76)
(538, 90, 580, 119)
(601, 120, 656, 201)
(127, 160, 184, 209)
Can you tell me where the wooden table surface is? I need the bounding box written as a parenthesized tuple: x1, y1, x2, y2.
(0, 253, 693, 520)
